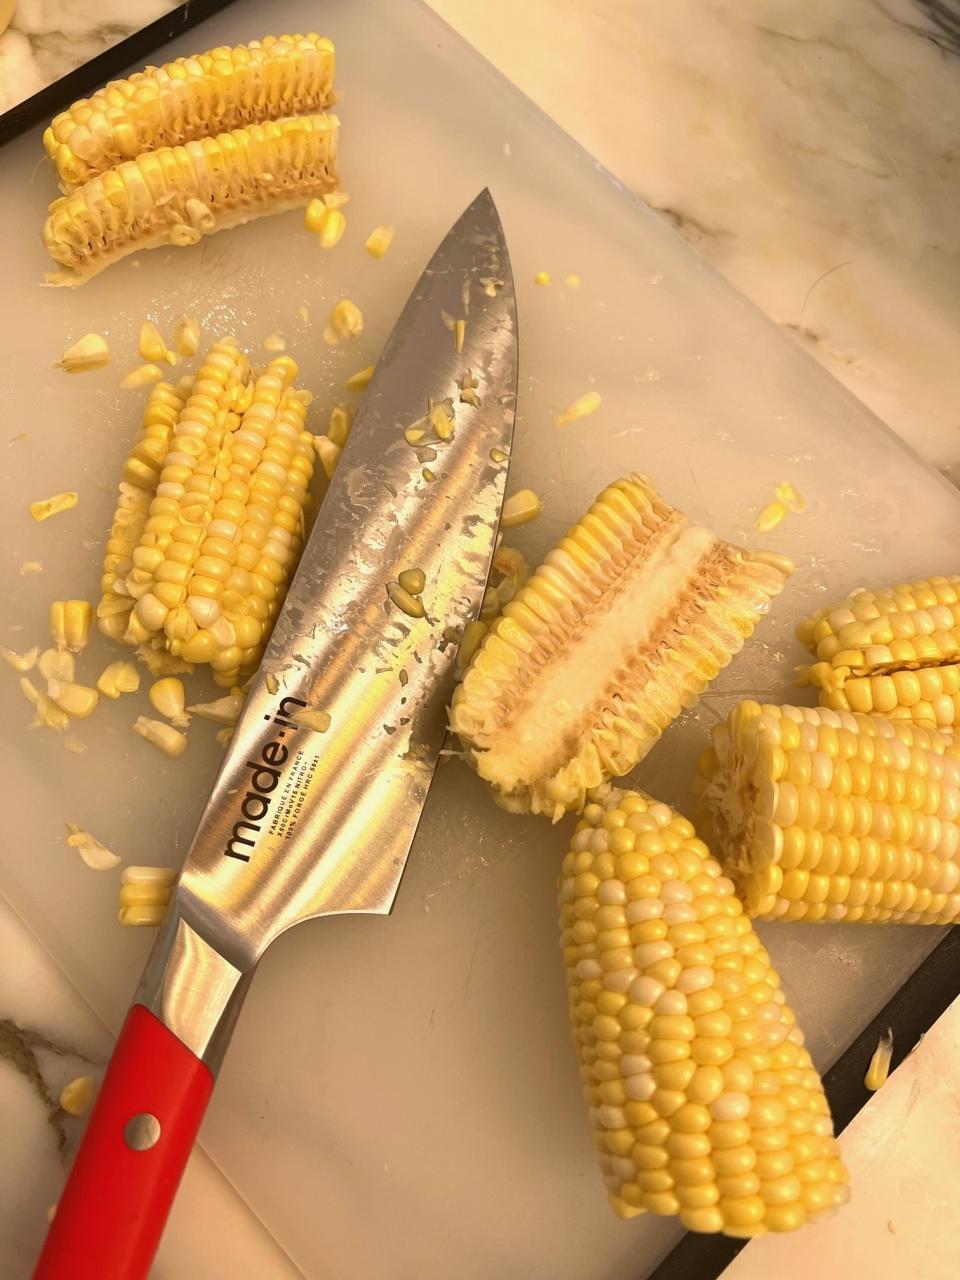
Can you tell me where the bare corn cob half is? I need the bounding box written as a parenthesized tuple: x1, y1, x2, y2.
(694, 702, 960, 924)
(99, 339, 315, 686)
(42, 113, 340, 285)
(450, 475, 793, 819)
(561, 787, 849, 1234)
(796, 576, 960, 730)
(44, 34, 336, 191)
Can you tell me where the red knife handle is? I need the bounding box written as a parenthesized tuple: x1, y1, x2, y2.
(34, 1004, 213, 1280)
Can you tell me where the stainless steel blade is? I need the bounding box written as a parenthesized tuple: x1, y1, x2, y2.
(137, 191, 517, 1064)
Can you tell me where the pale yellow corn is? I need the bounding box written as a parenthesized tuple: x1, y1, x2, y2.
(30, 492, 78, 522)
(38, 648, 75, 682)
(775, 482, 805, 514)
(500, 488, 542, 528)
(317, 208, 346, 248)
(293, 707, 332, 733)
(118, 864, 176, 925)
(565, 273, 582, 289)
(754, 501, 787, 533)
(327, 403, 353, 446)
(44, 34, 337, 190)
(398, 568, 426, 596)
(534, 271, 551, 285)
(148, 677, 189, 727)
(216, 726, 235, 749)
(345, 365, 374, 393)
(1, 646, 39, 673)
(46, 680, 99, 719)
(59, 1076, 95, 1117)
(20, 561, 44, 575)
(315, 435, 341, 480)
(561, 787, 849, 1234)
(430, 402, 454, 441)
(187, 688, 245, 725)
(694, 701, 960, 925)
(133, 716, 187, 758)
(21, 677, 70, 731)
(65, 822, 120, 869)
(97, 660, 141, 698)
(865, 1030, 893, 1091)
(174, 317, 200, 357)
(56, 333, 109, 372)
(365, 225, 395, 258)
(63, 735, 87, 754)
(264, 333, 286, 353)
(50, 600, 93, 652)
(404, 426, 426, 446)
(120, 364, 164, 390)
(555, 391, 602, 427)
(305, 198, 327, 232)
(454, 621, 488, 681)
(323, 299, 363, 345)
(139, 321, 175, 365)
(451, 474, 793, 818)
(386, 582, 426, 618)
(459, 371, 480, 406)
(135, 645, 194, 677)
(454, 319, 466, 354)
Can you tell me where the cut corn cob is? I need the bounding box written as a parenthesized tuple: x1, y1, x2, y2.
(44, 34, 337, 190)
(451, 475, 793, 818)
(796, 576, 960, 730)
(43, 114, 340, 284)
(102, 341, 315, 686)
(560, 787, 848, 1234)
(694, 702, 960, 924)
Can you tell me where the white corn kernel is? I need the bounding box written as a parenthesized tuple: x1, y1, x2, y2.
(174, 317, 200, 357)
(1, 646, 39, 673)
(148, 677, 189, 727)
(133, 716, 187, 758)
(97, 660, 140, 698)
(555, 391, 602, 427)
(30, 491, 78, 522)
(57, 333, 109, 373)
(501, 488, 543, 528)
(323, 300, 364, 345)
(315, 435, 341, 480)
(365, 225, 395, 258)
(187, 689, 245, 725)
(120, 363, 164, 390)
(345, 365, 374, 393)
(59, 1075, 95, 1117)
(65, 823, 120, 870)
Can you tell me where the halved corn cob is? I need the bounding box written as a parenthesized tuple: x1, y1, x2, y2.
(694, 702, 960, 924)
(43, 114, 340, 284)
(797, 576, 960, 729)
(561, 787, 849, 1234)
(450, 475, 793, 819)
(101, 340, 315, 686)
(44, 34, 337, 190)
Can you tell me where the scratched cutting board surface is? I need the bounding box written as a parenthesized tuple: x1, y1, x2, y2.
(1, 1, 958, 1276)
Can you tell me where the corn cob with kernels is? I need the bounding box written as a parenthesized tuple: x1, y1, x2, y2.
(450, 474, 793, 819)
(796, 576, 960, 730)
(44, 34, 337, 191)
(42, 113, 339, 284)
(561, 787, 849, 1234)
(694, 702, 960, 924)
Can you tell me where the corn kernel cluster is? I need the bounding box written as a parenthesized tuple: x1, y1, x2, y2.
(560, 788, 849, 1235)
(695, 702, 960, 924)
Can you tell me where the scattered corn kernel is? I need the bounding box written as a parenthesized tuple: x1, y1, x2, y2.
(328, 403, 353, 446)
(264, 333, 286, 353)
(265, 673, 280, 695)
(20, 561, 43, 575)
(148, 677, 190, 728)
(490, 447, 507, 463)
(454, 318, 466, 354)
(50, 600, 93, 652)
(133, 716, 187, 758)
(294, 708, 332, 733)
(865, 1029, 894, 1091)
(2, 646, 38, 672)
(30, 492, 78, 522)
(118, 864, 176, 925)
(534, 271, 551, 286)
(305, 198, 327, 232)
(297, 304, 311, 324)
(38, 648, 75, 682)
(65, 823, 120, 870)
(365, 225, 395, 258)
(63, 735, 87, 754)
(315, 434, 342, 480)
(775, 481, 806, 513)
(187, 689, 245, 725)
(430, 402, 455, 441)
(97, 660, 140, 698)
(120, 363, 164, 390)
(754, 500, 787, 532)
(459, 371, 480, 406)
(555, 391, 602, 427)
(216, 726, 235, 749)
(324, 299, 364, 345)
(564, 273, 581, 289)
(59, 1076, 95, 1117)
(398, 568, 426, 596)
(405, 426, 426, 446)
(47, 680, 98, 718)
(21, 677, 70, 731)
(56, 334, 109, 373)
(500, 488, 543, 528)
(174, 317, 200, 357)
(422, 467, 435, 482)
(317, 208, 347, 248)
(387, 582, 426, 619)
(138, 321, 175, 365)
(345, 365, 374, 393)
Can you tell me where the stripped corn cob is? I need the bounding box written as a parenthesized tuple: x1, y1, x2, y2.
(694, 702, 960, 924)
(450, 475, 793, 819)
(101, 340, 315, 685)
(43, 114, 340, 284)
(561, 787, 848, 1234)
(44, 34, 337, 190)
(797, 576, 960, 729)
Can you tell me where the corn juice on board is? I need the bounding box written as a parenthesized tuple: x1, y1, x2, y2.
(1, 1, 959, 1277)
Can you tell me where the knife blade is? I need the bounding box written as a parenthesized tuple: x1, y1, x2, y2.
(34, 189, 517, 1280)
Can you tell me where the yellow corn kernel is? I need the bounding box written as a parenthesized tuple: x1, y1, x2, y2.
(565, 274, 582, 289)
(118, 863, 176, 925)
(365, 225, 395, 258)
(56, 333, 109, 372)
(64, 822, 120, 870)
(398, 568, 426, 597)
(865, 1029, 894, 1091)
(451, 474, 793, 818)
(174, 317, 200, 357)
(148, 677, 189, 728)
(21, 677, 70, 731)
(555, 391, 602, 427)
(20, 561, 44, 575)
(119, 904, 169, 927)
(317, 208, 347, 248)
(50, 600, 93, 652)
(139, 321, 175, 365)
(694, 702, 960, 925)
(345, 365, 374, 393)
(430, 402, 455, 441)
(315, 434, 341, 480)
(455, 621, 488, 681)
(264, 333, 286, 353)
(305, 198, 327, 232)
(754, 501, 787, 533)
(422, 468, 435, 482)
(323, 299, 363, 345)
(187, 688, 245, 725)
(293, 707, 332, 733)
(133, 716, 187, 758)
(454, 318, 466, 354)
(404, 426, 426, 446)
(30, 492, 78, 522)
(120, 364, 164, 390)
(775, 481, 805, 513)
(328, 403, 353, 446)
(534, 271, 551, 286)
(500, 488, 542, 529)
(386, 582, 426, 618)
(38, 648, 75, 682)
(63, 735, 87, 754)
(1, 646, 39, 673)
(97, 661, 140, 698)
(46, 680, 99, 719)
(562, 787, 849, 1232)
(59, 1075, 95, 1117)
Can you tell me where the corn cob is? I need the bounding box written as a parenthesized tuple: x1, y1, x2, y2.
(42, 114, 340, 285)
(450, 475, 793, 819)
(797, 576, 960, 729)
(694, 702, 960, 924)
(44, 34, 336, 191)
(561, 787, 849, 1234)
(101, 340, 315, 686)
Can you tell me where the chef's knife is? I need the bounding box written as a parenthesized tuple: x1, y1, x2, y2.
(35, 189, 517, 1280)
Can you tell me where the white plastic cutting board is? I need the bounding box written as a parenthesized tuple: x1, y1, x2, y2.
(1, 1, 958, 1276)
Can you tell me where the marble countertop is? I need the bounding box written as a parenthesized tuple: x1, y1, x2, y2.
(2, 0, 959, 1276)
